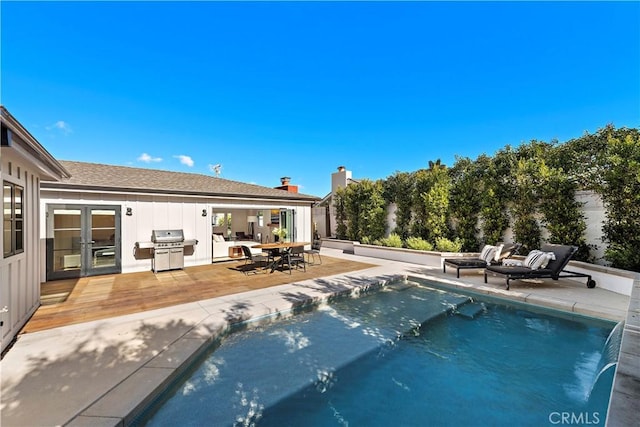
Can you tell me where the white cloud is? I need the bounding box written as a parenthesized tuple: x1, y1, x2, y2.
(175, 155, 194, 167)
(138, 153, 162, 163)
(46, 120, 72, 135)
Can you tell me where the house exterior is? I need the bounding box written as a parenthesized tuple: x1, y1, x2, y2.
(2, 106, 319, 354)
(40, 161, 319, 281)
(1, 107, 70, 354)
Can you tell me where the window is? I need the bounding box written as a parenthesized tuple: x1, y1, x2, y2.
(3, 181, 24, 257)
(212, 212, 232, 238)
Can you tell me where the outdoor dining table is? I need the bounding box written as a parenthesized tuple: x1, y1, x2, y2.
(252, 242, 310, 273)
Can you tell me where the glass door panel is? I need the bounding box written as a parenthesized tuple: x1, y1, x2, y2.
(90, 209, 116, 269)
(279, 209, 296, 242)
(52, 209, 82, 272)
(47, 205, 121, 280)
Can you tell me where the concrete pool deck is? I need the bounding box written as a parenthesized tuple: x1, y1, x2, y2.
(1, 248, 637, 426)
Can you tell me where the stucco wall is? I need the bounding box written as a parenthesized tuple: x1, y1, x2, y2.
(577, 190, 607, 262)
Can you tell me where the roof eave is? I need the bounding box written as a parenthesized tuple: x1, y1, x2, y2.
(40, 182, 320, 202)
(1, 106, 71, 180)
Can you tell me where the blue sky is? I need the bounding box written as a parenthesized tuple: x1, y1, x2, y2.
(2, 1, 638, 197)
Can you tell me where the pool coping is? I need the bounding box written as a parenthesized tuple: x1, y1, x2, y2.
(1, 251, 635, 427)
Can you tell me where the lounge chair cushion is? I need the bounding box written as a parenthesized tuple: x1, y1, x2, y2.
(487, 265, 554, 277)
(540, 244, 575, 273)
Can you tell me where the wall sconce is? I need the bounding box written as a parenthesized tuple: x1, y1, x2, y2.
(126, 207, 133, 216)
(202, 209, 207, 217)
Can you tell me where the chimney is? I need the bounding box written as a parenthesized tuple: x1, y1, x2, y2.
(275, 176, 298, 193)
(331, 165, 351, 194)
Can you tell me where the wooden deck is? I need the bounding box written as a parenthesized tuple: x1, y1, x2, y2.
(23, 255, 375, 334)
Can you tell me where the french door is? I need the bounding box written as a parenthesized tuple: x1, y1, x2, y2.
(46, 205, 121, 280)
(279, 209, 296, 242)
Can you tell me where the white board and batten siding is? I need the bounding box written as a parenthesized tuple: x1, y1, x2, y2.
(1, 107, 69, 354)
(40, 190, 313, 275)
(1, 158, 41, 354)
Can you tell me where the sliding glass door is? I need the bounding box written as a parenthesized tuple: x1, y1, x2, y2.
(46, 205, 121, 280)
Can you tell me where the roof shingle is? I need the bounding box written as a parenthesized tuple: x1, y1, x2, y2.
(42, 161, 318, 201)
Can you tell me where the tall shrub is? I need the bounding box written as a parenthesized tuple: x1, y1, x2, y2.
(343, 179, 387, 242)
(510, 158, 541, 252)
(449, 156, 481, 251)
(411, 169, 430, 239)
(598, 133, 640, 271)
(538, 162, 590, 261)
(383, 172, 414, 240)
(421, 163, 450, 243)
(333, 187, 347, 239)
(554, 124, 615, 189)
(477, 154, 510, 245)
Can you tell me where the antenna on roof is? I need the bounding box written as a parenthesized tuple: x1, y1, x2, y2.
(209, 164, 222, 177)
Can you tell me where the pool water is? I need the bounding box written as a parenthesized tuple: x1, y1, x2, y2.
(138, 280, 618, 426)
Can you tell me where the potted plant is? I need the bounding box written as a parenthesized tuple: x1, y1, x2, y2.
(272, 227, 287, 242)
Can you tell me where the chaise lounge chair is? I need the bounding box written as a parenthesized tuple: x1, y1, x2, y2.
(443, 242, 521, 278)
(484, 243, 596, 290)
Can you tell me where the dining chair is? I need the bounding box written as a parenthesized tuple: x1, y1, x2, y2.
(241, 245, 268, 274)
(304, 239, 322, 265)
(281, 246, 306, 274)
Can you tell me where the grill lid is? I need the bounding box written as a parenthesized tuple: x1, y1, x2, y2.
(151, 229, 185, 243)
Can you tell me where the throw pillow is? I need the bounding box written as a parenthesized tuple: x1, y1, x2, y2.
(493, 243, 505, 262)
(539, 251, 556, 269)
(523, 250, 554, 270)
(502, 259, 523, 267)
(479, 245, 497, 264)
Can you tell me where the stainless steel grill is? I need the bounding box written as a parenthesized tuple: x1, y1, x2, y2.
(136, 229, 197, 273)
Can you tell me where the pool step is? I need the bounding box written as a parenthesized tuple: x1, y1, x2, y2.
(456, 302, 485, 319)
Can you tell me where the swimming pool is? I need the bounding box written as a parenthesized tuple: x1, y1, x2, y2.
(137, 278, 619, 426)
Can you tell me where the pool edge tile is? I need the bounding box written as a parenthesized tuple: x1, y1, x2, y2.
(66, 415, 123, 427)
(79, 366, 176, 425)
